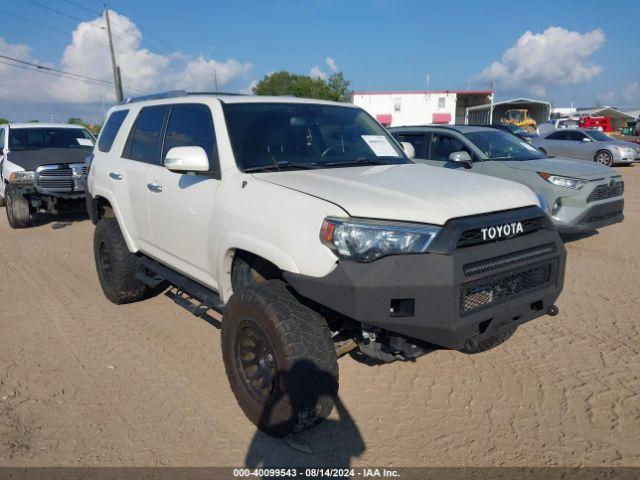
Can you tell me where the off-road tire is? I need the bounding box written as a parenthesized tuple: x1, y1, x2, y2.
(222, 280, 338, 437)
(462, 326, 516, 354)
(93, 217, 148, 304)
(5, 187, 31, 229)
(594, 150, 613, 167)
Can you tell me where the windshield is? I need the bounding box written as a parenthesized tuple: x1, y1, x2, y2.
(223, 103, 407, 172)
(585, 130, 613, 141)
(9, 128, 94, 151)
(503, 125, 528, 135)
(464, 130, 545, 161)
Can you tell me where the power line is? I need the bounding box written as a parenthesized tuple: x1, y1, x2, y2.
(0, 8, 71, 36)
(27, 0, 86, 23)
(60, 0, 102, 16)
(0, 54, 149, 93)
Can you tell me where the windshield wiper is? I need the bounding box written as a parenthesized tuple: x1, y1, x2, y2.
(322, 158, 398, 167)
(243, 160, 321, 173)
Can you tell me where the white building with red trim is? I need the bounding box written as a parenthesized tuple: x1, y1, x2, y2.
(352, 90, 494, 127)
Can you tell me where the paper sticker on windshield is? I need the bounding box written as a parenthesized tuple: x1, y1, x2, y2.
(521, 142, 539, 152)
(361, 135, 399, 157)
(76, 138, 93, 147)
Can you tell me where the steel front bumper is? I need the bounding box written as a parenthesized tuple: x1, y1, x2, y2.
(285, 208, 566, 350)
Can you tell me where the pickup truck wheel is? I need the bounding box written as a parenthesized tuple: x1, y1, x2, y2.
(93, 218, 148, 304)
(222, 280, 338, 437)
(462, 326, 516, 354)
(5, 187, 31, 229)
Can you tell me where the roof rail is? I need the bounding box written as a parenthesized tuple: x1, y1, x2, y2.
(122, 90, 248, 104)
(123, 90, 187, 104)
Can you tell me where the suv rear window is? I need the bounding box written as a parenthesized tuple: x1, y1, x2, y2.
(99, 110, 128, 152)
(125, 106, 169, 164)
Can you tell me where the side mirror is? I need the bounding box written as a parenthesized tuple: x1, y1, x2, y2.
(400, 141, 415, 159)
(164, 146, 209, 173)
(582, 137, 592, 142)
(449, 151, 472, 168)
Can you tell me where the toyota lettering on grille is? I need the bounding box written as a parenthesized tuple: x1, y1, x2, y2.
(481, 222, 524, 241)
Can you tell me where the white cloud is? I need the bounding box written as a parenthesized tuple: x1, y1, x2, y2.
(0, 10, 253, 104)
(309, 65, 327, 80)
(239, 79, 258, 94)
(479, 27, 605, 96)
(597, 90, 616, 104)
(326, 56, 339, 73)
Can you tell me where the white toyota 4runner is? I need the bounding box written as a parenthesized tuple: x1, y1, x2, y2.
(87, 92, 566, 436)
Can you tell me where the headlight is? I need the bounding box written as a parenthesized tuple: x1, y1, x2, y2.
(320, 217, 441, 262)
(612, 146, 633, 153)
(535, 193, 550, 214)
(8, 171, 35, 185)
(537, 172, 587, 190)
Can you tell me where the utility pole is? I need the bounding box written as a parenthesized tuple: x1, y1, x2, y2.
(214, 68, 218, 92)
(104, 6, 123, 102)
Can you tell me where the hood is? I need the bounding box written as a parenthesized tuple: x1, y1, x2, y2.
(501, 157, 615, 180)
(607, 140, 640, 150)
(6, 148, 90, 171)
(253, 163, 539, 226)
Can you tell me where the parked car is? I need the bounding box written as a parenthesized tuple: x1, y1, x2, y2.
(532, 128, 640, 166)
(86, 92, 565, 436)
(490, 124, 538, 143)
(0, 122, 94, 228)
(390, 125, 624, 234)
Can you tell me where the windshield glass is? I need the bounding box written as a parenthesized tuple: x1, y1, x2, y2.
(464, 130, 545, 161)
(504, 125, 528, 135)
(223, 103, 407, 172)
(9, 128, 94, 151)
(585, 130, 613, 141)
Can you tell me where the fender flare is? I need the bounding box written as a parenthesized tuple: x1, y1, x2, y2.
(89, 188, 138, 253)
(216, 234, 299, 303)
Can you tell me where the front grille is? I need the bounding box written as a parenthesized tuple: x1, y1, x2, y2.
(35, 164, 86, 193)
(457, 216, 544, 248)
(459, 261, 555, 315)
(587, 181, 624, 203)
(463, 243, 557, 277)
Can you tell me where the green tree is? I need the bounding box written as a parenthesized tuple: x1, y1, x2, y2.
(0, 118, 8, 124)
(68, 117, 85, 125)
(253, 71, 351, 102)
(29, 119, 39, 123)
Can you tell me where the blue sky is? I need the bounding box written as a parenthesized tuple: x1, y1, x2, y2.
(1, 0, 639, 122)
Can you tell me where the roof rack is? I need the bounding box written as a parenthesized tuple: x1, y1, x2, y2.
(122, 90, 247, 104)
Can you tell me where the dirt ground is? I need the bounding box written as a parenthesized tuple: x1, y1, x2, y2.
(0, 167, 639, 469)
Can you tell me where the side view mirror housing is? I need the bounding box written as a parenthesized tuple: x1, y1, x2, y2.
(582, 137, 592, 142)
(449, 151, 472, 168)
(1, 147, 8, 156)
(164, 146, 209, 173)
(400, 141, 415, 159)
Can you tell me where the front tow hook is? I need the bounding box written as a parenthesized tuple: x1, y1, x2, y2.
(546, 304, 559, 316)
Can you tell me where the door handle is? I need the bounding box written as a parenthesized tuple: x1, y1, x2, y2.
(147, 182, 162, 193)
(109, 171, 123, 180)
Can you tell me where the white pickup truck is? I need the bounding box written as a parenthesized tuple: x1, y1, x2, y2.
(86, 92, 566, 436)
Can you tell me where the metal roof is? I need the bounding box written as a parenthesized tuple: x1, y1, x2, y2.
(492, 98, 551, 108)
(3, 122, 88, 129)
(576, 106, 635, 119)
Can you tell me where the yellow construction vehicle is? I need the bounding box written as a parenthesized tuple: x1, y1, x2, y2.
(500, 109, 537, 133)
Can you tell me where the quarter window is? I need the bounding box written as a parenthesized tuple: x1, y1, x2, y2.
(98, 110, 128, 152)
(0, 128, 4, 149)
(162, 104, 218, 173)
(125, 106, 169, 164)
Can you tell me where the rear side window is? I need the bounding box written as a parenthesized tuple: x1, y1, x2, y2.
(0, 128, 4, 149)
(125, 106, 169, 164)
(162, 104, 219, 173)
(547, 131, 568, 140)
(99, 110, 128, 152)
(429, 134, 469, 162)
